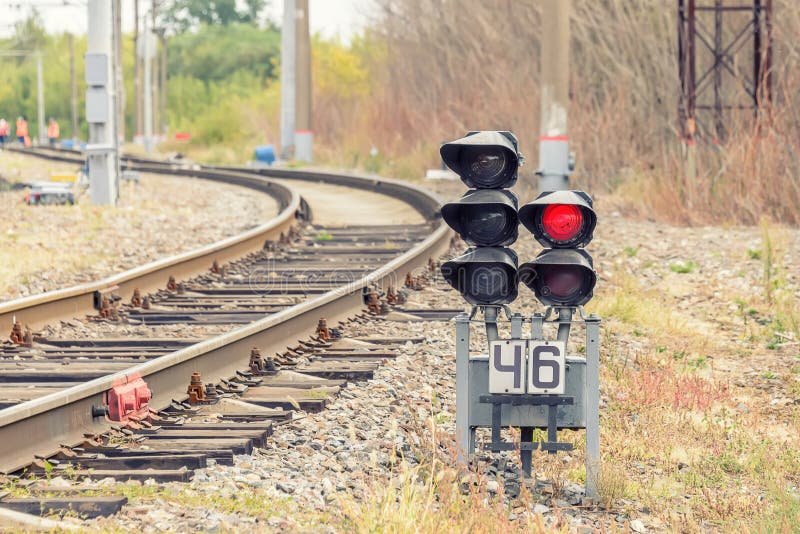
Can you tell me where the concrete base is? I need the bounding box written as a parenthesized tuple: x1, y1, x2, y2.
(539, 173, 570, 193)
(88, 152, 118, 205)
(538, 138, 571, 193)
(295, 131, 313, 163)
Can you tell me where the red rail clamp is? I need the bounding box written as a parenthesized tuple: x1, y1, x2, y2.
(106, 376, 152, 422)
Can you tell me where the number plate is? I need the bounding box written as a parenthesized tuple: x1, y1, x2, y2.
(488, 340, 527, 394)
(527, 341, 566, 395)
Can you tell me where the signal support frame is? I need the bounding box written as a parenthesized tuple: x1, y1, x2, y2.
(454, 306, 601, 498)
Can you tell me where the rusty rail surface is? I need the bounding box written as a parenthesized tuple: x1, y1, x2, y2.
(0, 149, 450, 472)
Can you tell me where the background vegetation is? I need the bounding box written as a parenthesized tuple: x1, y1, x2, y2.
(1, 1, 798, 225)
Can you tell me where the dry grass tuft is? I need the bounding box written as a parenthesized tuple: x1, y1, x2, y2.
(332, 460, 527, 534)
(594, 462, 627, 511)
(328, 414, 545, 534)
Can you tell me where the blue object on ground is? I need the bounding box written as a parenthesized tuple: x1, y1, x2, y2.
(254, 145, 276, 165)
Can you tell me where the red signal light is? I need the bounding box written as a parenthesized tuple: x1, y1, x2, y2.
(541, 204, 583, 243)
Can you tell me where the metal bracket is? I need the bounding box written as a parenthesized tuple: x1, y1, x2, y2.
(479, 394, 574, 476)
(479, 393, 575, 452)
(84, 143, 115, 155)
(469, 304, 513, 321)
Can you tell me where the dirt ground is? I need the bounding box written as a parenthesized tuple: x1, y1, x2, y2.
(273, 178, 424, 227)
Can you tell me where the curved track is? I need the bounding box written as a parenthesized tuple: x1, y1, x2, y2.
(0, 147, 450, 475)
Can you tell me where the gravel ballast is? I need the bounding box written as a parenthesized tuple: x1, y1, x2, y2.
(0, 151, 279, 301)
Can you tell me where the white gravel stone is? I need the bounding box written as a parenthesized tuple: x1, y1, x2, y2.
(0, 151, 279, 301)
(533, 503, 550, 515)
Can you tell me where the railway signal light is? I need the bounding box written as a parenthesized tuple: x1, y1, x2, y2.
(442, 248, 518, 306)
(441, 189, 518, 247)
(439, 130, 521, 189)
(518, 191, 597, 307)
(440, 131, 523, 305)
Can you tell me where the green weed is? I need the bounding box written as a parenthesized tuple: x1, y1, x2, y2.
(670, 260, 698, 274)
(747, 248, 762, 260)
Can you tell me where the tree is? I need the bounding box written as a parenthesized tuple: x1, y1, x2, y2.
(160, 0, 268, 34)
(166, 23, 280, 82)
(11, 8, 47, 53)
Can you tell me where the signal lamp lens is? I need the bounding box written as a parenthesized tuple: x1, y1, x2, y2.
(518, 249, 596, 306)
(471, 265, 511, 303)
(441, 248, 518, 305)
(539, 265, 584, 299)
(459, 205, 511, 246)
(542, 204, 584, 243)
(460, 146, 508, 187)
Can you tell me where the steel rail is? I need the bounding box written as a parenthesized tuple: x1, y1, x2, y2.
(0, 149, 300, 331)
(0, 150, 450, 473)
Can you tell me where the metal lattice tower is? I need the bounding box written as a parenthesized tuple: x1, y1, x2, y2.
(677, 0, 773, 143)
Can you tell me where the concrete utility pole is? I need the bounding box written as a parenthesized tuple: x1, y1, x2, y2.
(86, 0, 119, 204)
(36, 53, 45, 144)
(143, 16, 154, 154)
(113, 0, 125, 142)
(294, 0, 312, 162)
(134, 0, 142, 142)
(69, 34, 78, 144)
(538, 0, 571, 193)
(280, 0, 296, 159)
(159, 32, 167, 135)
(151, 3, 160, 138)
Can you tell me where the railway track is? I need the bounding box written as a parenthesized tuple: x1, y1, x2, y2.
(0, 147, 451, 522)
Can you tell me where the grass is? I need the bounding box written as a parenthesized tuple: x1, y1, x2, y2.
(327, 420, 554, 534)
(587, 270, 697, 348)
(577, 237, 800, 531)
(594, 462, 628, 510)
(119, 484, 294, 519)
(669, 260, 698, 274)
(623, 246, 639, 257)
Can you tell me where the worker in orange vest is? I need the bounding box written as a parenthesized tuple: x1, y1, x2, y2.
(47, 118, 60, 147)
(16, 117, 28, 145)
(0, 118, 8, 147)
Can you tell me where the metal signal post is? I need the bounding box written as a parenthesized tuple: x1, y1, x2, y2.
(441, 130, 601, 498)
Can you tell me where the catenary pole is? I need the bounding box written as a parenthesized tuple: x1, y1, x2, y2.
(294, 0, 312, 162)
(36, 53, 45, 144)
(143, 15, 153, 154)
(538, 0, 571, 193)
(280, 0, 296, 159)
(134, 0, 142, 141)
(151, 2, 159, 138)
(113, 0, 125, 142)
(70, 34, 78, 144)
(86, 0, 119, 204)
(159, 32, 167, 135)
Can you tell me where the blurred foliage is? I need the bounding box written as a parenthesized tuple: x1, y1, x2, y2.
(0, 12, 87, 140)
(159, 0, 269, 34)
(166, 23, 280, 82)
(313, 35, 371, 99)
(0, 6, 282, 145)
(0, 4, 375, 162)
